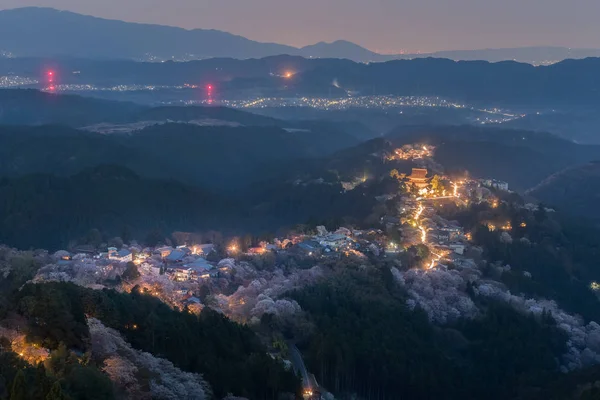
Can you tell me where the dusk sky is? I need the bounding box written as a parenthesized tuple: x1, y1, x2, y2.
(1, 0, 599, 53)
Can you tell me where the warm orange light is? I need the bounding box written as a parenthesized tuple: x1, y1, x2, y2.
(419, 226, 427, 244)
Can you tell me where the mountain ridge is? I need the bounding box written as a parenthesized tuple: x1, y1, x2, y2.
(2, 7, 600, 64)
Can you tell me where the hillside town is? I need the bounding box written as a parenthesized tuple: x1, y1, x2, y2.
(6, 141, 592, 400)
(31, 162, 510, 312)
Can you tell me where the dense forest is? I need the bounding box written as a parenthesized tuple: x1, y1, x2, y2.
(528, 161, 600, 222)
(288, 265, 567, 400)
(0, 121, 358, 190)
(441, 200, 600, 322)
(0, 164, 384, 250)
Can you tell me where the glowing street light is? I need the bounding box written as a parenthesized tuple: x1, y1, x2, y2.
(419, 226, 427, 244)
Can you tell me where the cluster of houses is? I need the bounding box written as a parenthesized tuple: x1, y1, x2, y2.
(386, 144, 434, 161)
(135, 244, 221, 281)
(53, 242, 225, 284)
(293, 226, 386, 258)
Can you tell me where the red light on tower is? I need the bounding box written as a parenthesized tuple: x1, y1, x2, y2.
(206, 84, 213, 104)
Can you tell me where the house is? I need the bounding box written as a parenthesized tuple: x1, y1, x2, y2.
(53, 250, 71, 261)
(183, 296, 204, 314)
(186, 258, 214, 271)
(431, 229, 451, 243)
(140, 262, 161, 276)
(156, 246, 174, 258)
(165, 249, 186, 263)
(297, 240, 321, 255)
(186, 296, 201, 303)
(109, 249, 133, 263)
(192, 244, 215, 255)
(175, 246, 193, 256)
(72, 245, 96, 255)
(172, 267, 194, 282)
(320, 233, 348, 249)
(438, 224, 464, 241)
(449, 244, 465, 255)
(172, 258, 216, 281)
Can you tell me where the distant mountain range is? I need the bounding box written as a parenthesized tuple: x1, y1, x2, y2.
(1, 7, 600, 64)
(4, 55, 600, 108)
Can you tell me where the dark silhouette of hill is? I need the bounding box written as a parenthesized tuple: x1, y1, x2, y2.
(299, 40, 390, 61)
(415, 46, 600, 64)
(0, 122, 360, 190)
(0, 90, 376, 141)
(0, 164, 380, 249)
(527, 161, 600, 220)
(0, 7, 385, 62)
(500, 110, 600, 144)
(0, 89, 143, 125)
(0, 89, 286, 126)
(0, 7, 296, 60)
(0, 165, 234, 249)
(2, 8, 600, 64)
(300, 57, 600, 106)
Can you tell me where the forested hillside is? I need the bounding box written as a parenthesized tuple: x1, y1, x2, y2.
(528, 161, 600, 221)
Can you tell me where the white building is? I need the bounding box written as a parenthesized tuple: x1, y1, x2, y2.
(449, 244, 465, 255)
(140, 262, 161, 276)
(109, 249, 133, 263)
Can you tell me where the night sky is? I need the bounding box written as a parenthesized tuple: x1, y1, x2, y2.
(0, 0, 599, 53)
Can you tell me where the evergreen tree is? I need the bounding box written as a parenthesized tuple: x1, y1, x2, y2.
(46, 382, 66, 400)
(33, 364, 52, 400)
(122, 262, 140, 281)
(10, 370, 26, 400)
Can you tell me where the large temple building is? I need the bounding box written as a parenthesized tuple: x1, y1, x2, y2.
(408, 168, 429, 188)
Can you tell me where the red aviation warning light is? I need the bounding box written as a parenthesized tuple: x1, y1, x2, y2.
(206, 84, 214, 104)
(47, 70, 55, 85)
